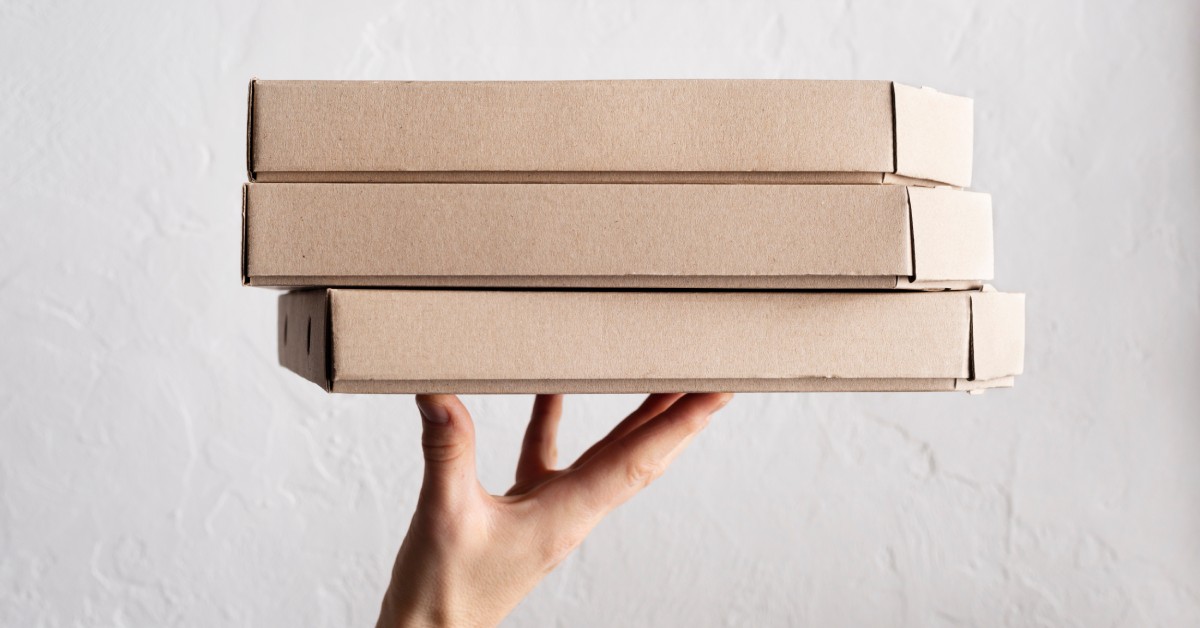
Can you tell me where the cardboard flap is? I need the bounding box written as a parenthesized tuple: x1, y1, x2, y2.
(278, 290, 331, 390)
(955, 376, 1016, 392)
(893, 84, 973, 187)
(970, 291, 1026, 380)
(908, 187, 994, 282)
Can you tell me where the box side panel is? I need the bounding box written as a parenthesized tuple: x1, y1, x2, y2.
(250, 80, 896, 175)
(329, 290, 975, 383)
(970, 292, 1026, 380)
(247, 274, 904, 290)
(907, 187, 994, 282)
(252, 171, 892, 185)
(277, 290, 331, 390)
(244, 183, 914, 283)
(893, 84, 974, 187)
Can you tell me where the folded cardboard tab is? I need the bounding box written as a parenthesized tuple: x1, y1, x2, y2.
(894, 84, 974, 190)
(277, 289, 1024, 394)
(243, 183, 992, 289)
(248, 80, 973, 187)
(969, 289, 1026, 381)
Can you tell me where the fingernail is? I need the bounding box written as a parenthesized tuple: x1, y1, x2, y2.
(417, 399, 449, 424)
(713, 393, 734, 411)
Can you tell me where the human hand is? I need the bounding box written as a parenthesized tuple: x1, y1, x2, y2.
(375, 392, 734, 628)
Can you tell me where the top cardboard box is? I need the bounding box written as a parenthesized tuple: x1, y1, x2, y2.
(247, 80, 973, 187)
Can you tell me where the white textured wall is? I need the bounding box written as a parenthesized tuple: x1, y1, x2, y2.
(2, 0, 1198, 625)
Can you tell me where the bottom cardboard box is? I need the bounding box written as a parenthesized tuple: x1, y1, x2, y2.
(277, 289, 1025, 394)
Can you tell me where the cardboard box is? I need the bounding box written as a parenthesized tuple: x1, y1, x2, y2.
(248, 80, 973, 187)
(242, 183, 992, 290)
(277, 288, 1024, 394)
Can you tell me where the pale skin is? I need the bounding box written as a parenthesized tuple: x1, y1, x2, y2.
(376, 392, 734, 628)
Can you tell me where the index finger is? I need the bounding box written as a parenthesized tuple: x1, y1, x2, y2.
(542, 392, 732, 520)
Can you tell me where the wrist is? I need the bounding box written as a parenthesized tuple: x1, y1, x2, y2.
(377, 584, 455, 628)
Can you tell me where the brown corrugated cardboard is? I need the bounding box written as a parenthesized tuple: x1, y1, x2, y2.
(248, 80, 973, 187)
(243, 183, 992, 290)
(277, 289, 1024, 394)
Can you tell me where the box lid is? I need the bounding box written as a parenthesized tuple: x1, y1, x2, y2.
(248, 80, 973, 187)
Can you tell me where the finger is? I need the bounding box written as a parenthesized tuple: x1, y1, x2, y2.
(546, 393, 732, 519)
(569, 393, 684, 469)
(415, 394, 478, 510)
(515, 394, 563, 484)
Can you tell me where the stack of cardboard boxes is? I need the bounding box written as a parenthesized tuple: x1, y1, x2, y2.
(242, 80, 1024, 394)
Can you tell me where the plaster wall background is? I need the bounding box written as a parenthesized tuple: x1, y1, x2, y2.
(1, 1, 1198, 625)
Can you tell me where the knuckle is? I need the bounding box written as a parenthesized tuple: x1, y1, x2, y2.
(625, 458, 666, 489)
(677, 409, 711, 432)
(421, 435, 468, 463)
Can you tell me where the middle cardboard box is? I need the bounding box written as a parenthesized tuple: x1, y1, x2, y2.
(243, 182, 992, 290)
